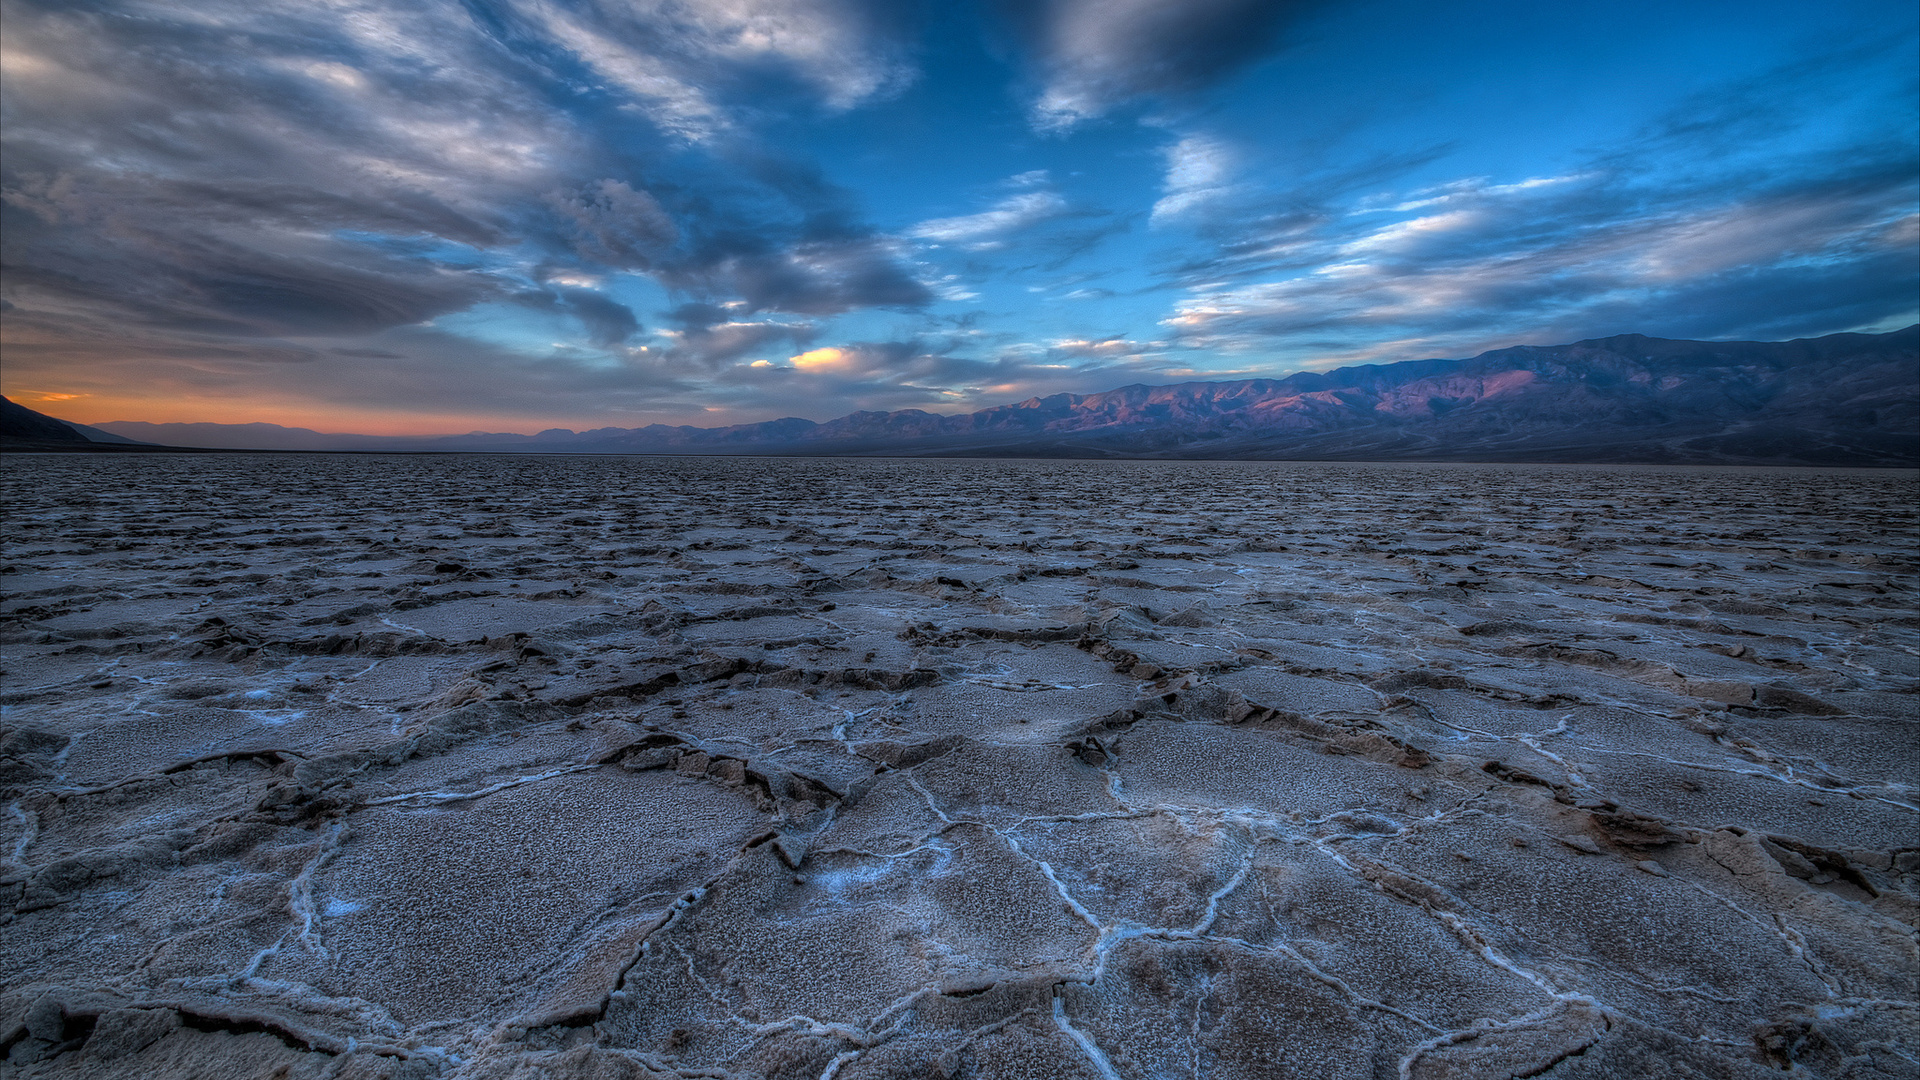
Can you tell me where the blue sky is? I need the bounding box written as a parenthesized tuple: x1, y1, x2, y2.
(2, 0, 1914, 433)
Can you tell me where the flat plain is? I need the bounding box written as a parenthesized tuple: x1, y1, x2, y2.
(1, 453, 1915, 1080)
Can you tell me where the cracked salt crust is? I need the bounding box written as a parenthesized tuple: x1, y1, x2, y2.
(0, 454, 1915, 1079)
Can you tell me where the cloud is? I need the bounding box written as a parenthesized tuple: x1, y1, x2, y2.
(1047, 336, 1165, 359)
(699, 332, 1202, 419)
(657, 315, 816, 367)
(1, 0, 549, 350)
(1359, 174, 1585, 215)
(705, 239, 935, 313)
(550, 180, 680, 269)
(0, 0, 934, 399)
(910, 191, 1074, 247)
(1000, 0, 1316, 128)
(1163, 160, 1919, 360)
(903, 171, 1123, 277)
(0, 193, 499, 338)
(500, 0, 922, 139)
(515, 286, 643, 346)
(1151, 133, 1238, 224)
(717, 339, 974, 412)
(1147, 41, 1920, 364)
(5, 0, 1909, 434)
(789, 346, 860, 372)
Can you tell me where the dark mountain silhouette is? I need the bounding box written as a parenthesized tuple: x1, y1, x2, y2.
(2, 396, 172, 451)
(80, 325, 1920, 465)
(2, 395, 92, 446)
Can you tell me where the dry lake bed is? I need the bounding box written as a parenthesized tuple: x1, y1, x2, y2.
(1, 454, 1916, 1080)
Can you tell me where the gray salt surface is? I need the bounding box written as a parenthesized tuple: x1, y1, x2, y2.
(0, 454, 1916, 1080)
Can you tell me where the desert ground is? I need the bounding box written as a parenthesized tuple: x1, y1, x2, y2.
(1, 453, 1915, 1079)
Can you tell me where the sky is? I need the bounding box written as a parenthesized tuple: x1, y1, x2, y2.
(2, 0, 1915, 435)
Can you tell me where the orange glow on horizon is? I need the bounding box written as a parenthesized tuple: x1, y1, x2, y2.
(0, 388, 736, 437)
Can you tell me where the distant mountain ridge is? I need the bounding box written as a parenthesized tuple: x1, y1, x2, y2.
(53, 325, 1920, 465)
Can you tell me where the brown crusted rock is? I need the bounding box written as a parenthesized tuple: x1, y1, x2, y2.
(83, 1008, 183, 1060)
(19, 841, 173, 910)
(1759, 835, 1881, 896)
(1753, 685, 1848, 715)
(1370, 669, 1471, 693)
(1066, 735, 1108, 766)
(1751, 1002, 1919, 1076)
(1347, 856, 1458, 910)
(434, 678, 492, 709)
(1588, 809, 1685, 848)
(852, 734, 963, 769)
(708, 756, 747, 786)
(772, 833, 808, 869)
(599, 732, 690, 771)
(1332, 729, 1432, 768)
(1481, 760, 1563, 794)
(0, 727, 70, 757)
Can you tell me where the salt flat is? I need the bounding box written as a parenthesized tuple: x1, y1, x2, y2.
(1, 454, 1915, 1079)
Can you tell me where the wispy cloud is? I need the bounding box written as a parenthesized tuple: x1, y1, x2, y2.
(482, 0, 921, 140)
(910, 191, 1073, 248)
(1151, 133, 1238, 225)
(1047, 336, 1166, 359)
(1164, 161, 1919, 361)
(1139, 38, 1919, 364)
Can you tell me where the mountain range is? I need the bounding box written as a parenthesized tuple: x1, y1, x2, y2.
(8, 326, 1917, 465)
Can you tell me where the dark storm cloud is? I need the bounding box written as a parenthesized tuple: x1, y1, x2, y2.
(0, 167, 508, 251)
(995, 0, 1319, 126)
